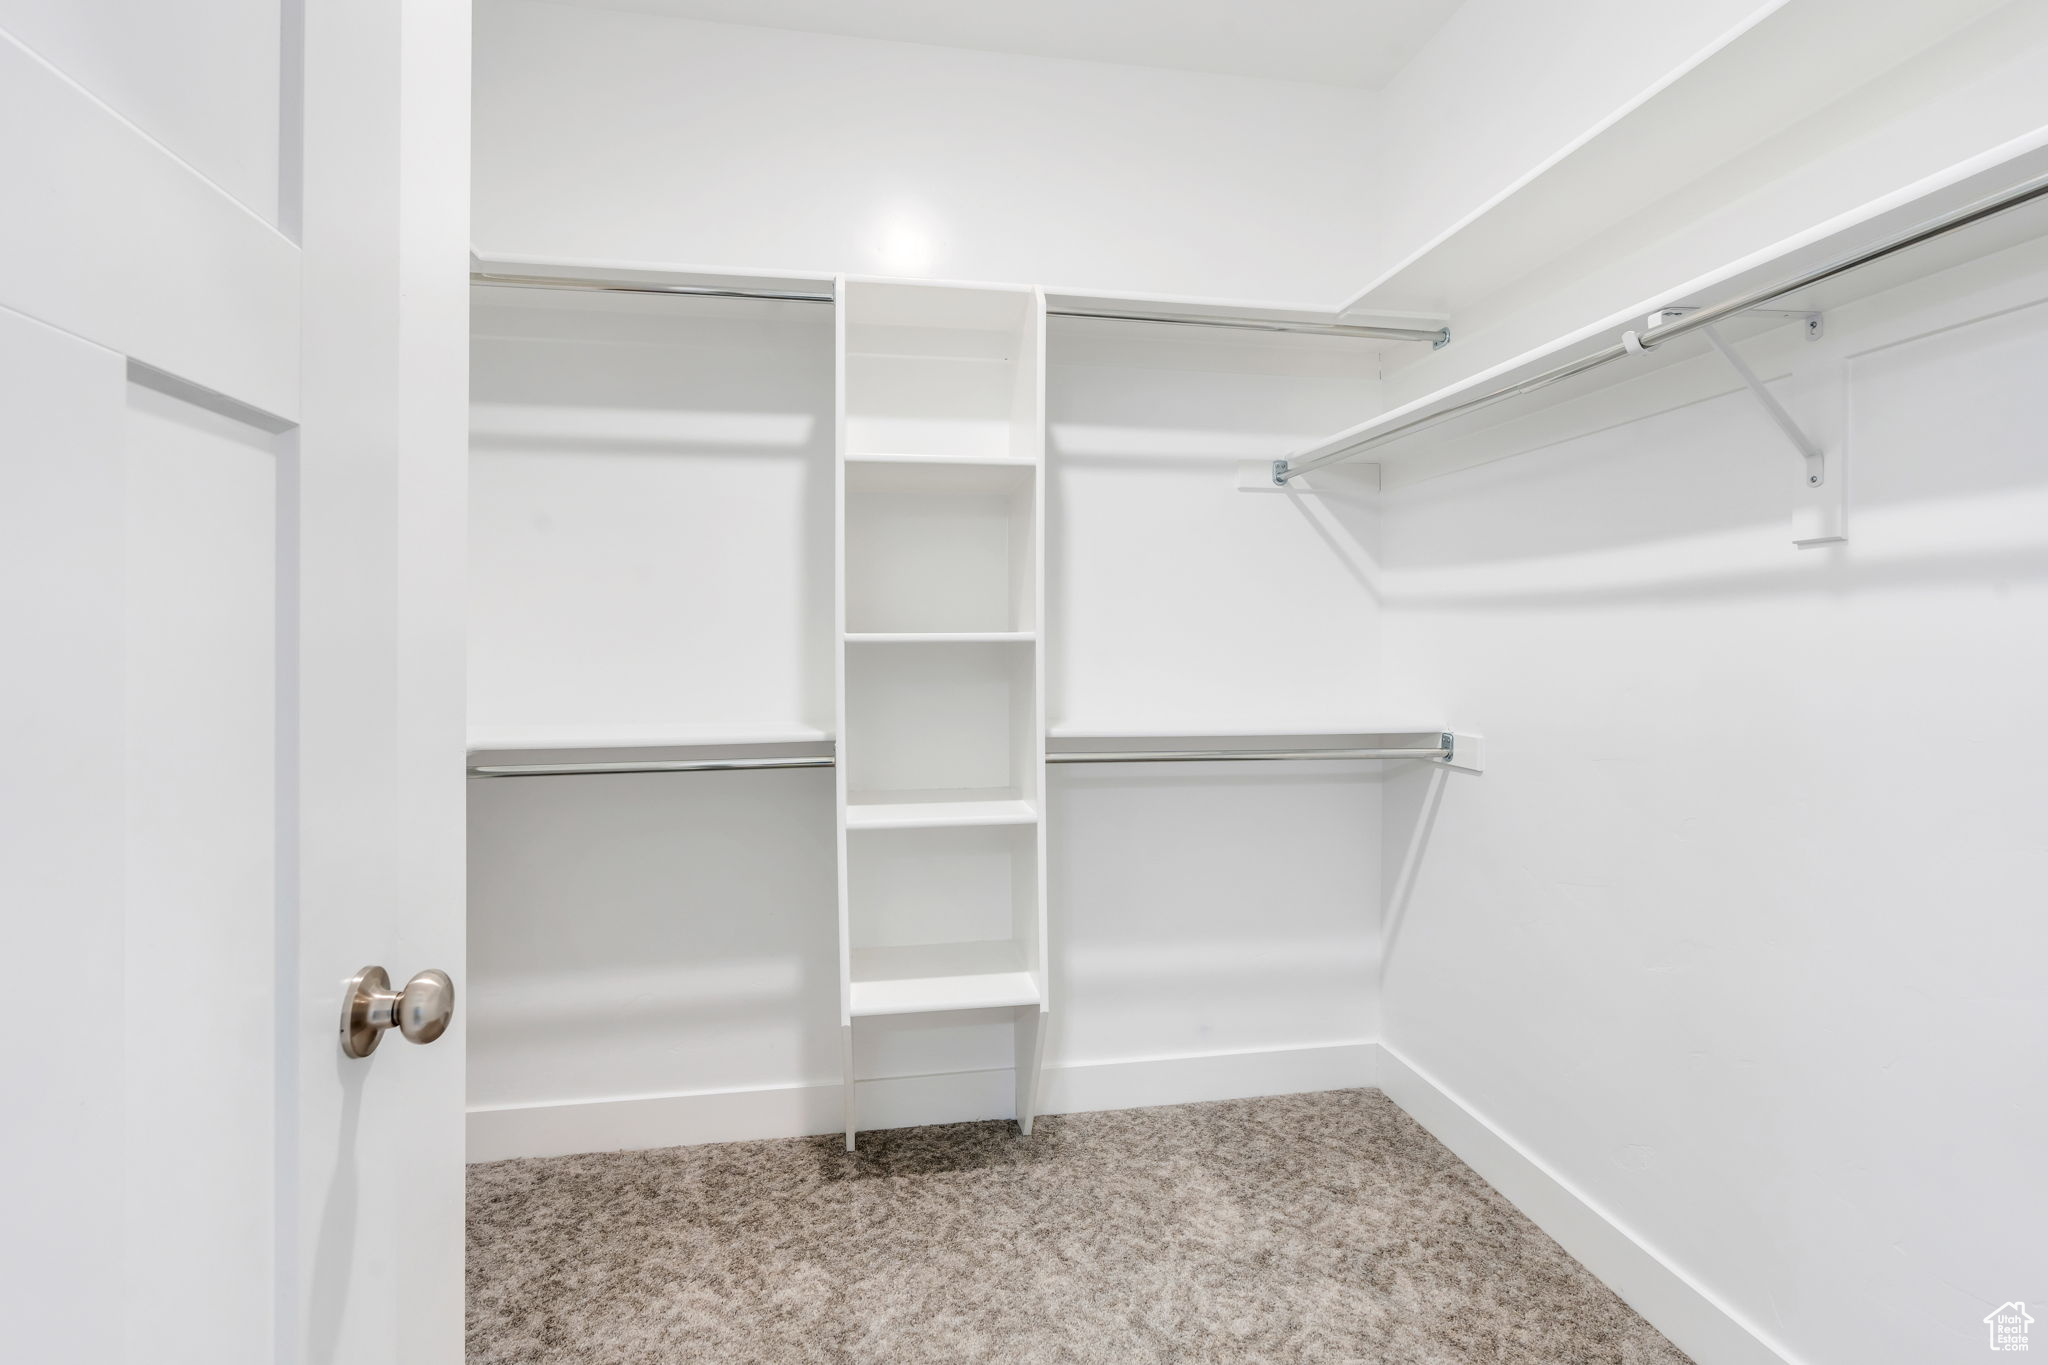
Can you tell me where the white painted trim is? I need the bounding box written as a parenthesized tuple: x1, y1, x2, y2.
(1046, 1040, 1378, 1115)
(1377, 1044, 1802, 1365)
(467, 1040, 1379, 1162)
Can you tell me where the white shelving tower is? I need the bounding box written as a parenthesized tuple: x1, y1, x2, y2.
(834, 277, 1049, 1150)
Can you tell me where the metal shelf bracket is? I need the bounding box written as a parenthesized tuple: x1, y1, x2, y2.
(1641, 307, 1845, 547)
(1703, 323, 1826, 489)
(1645, 307, 1827, 488)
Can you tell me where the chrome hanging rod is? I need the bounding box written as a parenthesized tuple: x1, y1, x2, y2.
(467, 740, 1452, 778)
(1274, 168, 2048, 483)
(472, 271, 836, 304)
(469, 755, 835, 778)
(1047, 744, 1449, 764)
(469, 271, 1448, 344)
(1046, 307, 1446, 344)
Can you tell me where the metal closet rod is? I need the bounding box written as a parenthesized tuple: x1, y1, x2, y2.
(1048, 744, 1448, 764)
(468, 271, 1449, 344)
(468, 742, 1451, 778)
(1275, 168, 2048, 482)
(470, 755, 836, 778)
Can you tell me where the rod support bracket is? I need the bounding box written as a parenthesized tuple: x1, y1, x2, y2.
(1432, 328, 1452, 350)
(1438, 731, 1485, 773)
(1697, 322, 1827, 488)
(1649, 305, 1823, 341)
(1271, 459, 1291, 487)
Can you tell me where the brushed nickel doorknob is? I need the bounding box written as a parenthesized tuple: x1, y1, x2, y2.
(340, 966, 455, 1059)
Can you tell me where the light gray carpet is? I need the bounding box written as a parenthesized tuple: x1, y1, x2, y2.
(467, 1089, 1692, 1364)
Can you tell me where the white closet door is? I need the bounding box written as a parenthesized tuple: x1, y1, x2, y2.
(0, 4, 467, 1360)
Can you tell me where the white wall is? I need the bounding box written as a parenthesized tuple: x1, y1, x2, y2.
(1369, 233, 2048, 1365)
(1047, 321, 1385, 730)
(472, 0, 1378, 303)
(468, 288, 834, 741)
(1045, 323, 1390, 1083)
(465, 301, 1398, 1147)
(467, 286, 838, 1117)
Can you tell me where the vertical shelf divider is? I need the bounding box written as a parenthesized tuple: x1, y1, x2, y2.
(835, 277, 1049, 1151)
(1018, 285, 1050, 1136)
(832, 274, 855, 1151)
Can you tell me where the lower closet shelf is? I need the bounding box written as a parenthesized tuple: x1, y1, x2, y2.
(848, 942, 1041, 1017)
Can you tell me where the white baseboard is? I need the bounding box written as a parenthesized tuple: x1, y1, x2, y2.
(1377, 1043, 1801, 1365)
(468, 1040, 1380, 1163)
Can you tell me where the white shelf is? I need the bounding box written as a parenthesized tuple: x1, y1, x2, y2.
(1340, 0, 2001, 320)
(846, 794, 1038, 830)
(848, 943, 1040, 1017)
(1048, 722, 1444, 740)
(1296, 134, 2048, 485)
(467, 721, 830, 755)
(844, 451, 1037, 468)
(1043, 282, 1440, 343)
(470, 252, 833, 301)
(847, 631, 1034, 645)
(470, 252, 1427, 348)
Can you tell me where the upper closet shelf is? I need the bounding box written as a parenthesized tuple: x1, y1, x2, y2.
(1048, 722, 1445, 741)
(467, 722, 830, 756)
(1338, 0, 2009, 322)
(1040, 284, 1444, 345)
(469, 253, 1446, 348)
(1288, 136, 2048, 489)
(471, 255, 835, 303)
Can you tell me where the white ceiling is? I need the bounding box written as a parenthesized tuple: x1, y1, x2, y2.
(547, 0, 1466, 89)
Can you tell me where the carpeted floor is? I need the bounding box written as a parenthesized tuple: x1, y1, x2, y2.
(467, 1089, 1693, 1364)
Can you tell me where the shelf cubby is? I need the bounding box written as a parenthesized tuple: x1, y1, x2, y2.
(846, 824, 1040, 1018)
(843, 281, 1037, 462)
(843, 640, 1036, 803)
(844, 460, 1036, 635)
